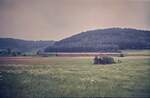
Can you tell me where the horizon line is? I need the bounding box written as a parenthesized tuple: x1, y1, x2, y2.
(0, 27, 150, 41)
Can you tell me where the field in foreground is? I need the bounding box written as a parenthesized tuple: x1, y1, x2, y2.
(0, 55, 150, 97)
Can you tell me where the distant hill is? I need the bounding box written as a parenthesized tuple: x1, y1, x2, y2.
(0, 38, 55, 53)
(45, 28, 150, 52)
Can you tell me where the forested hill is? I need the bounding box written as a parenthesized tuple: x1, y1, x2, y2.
(0, 38, 55, 52)
(45, 28, 150, 52)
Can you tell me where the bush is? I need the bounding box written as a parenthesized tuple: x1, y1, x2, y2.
(120, 53, 125, 57)
(102, 56, 115, 64)
(94, 56, 115, 64)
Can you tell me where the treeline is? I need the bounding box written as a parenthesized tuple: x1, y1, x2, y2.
(45, 28, 150, 52)
(0, 48, 22, 56)
(0, 38, 55, 52)
(45, 45, 119, 52)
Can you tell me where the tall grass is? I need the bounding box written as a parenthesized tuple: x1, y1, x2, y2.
(0, 56, 150, 97)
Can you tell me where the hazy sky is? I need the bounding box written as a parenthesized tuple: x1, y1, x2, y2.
(0, 0, 150, 40)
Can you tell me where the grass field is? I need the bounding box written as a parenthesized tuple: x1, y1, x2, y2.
(122, 49, 150, 56)
(0, 51, 150, 97)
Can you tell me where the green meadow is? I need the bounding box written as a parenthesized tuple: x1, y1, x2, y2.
(0, 51, 150, 97)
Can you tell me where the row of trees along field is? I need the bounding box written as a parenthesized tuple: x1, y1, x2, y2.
(0, 48, 22, 56)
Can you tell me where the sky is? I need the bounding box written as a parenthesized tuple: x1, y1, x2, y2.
(0, 0, 150, 41)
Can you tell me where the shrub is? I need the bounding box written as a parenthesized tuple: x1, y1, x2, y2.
(94, 56, 115, 64)
(94, 56, 99, 64)
(101, 56, 115, 64)
(120, 53, 125, 57)
(12, 52, 17, 56)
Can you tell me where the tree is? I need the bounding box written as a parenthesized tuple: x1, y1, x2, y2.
(7, 48, 12, 55)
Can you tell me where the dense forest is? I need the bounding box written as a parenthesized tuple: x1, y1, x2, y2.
(45, 28, 150, 52)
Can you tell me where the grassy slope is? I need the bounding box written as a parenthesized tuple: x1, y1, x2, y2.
(0, 56, 150, 97)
